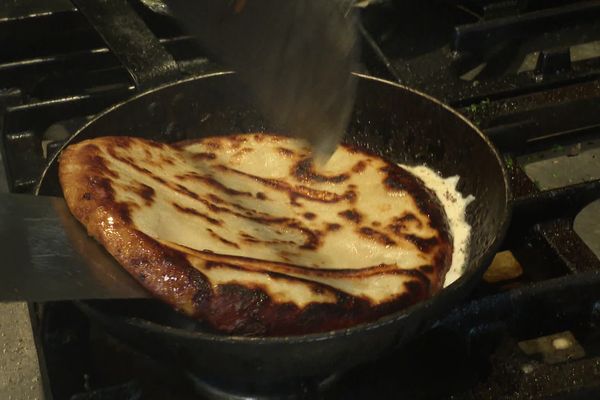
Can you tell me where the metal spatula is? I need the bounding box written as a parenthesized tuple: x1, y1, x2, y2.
(164, 0, 359, 161)
(0, 193, 148, 302)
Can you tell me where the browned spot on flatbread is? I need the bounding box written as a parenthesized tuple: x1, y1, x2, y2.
(208, 194, 225, 204)
(206, 229, 240, 249)
(204, 140, 221, 150)
(326, 223, 341, 232)
(388, 213, 423, 235)
(80, 147, 119, 179)
(133, 183, 155, 206)
(216, 165, 355, 205)
(303, 212, 316, 220)
(177, 172, 253, 197)
(161, 156, 175, 165)
(380, 165, 449, 242)
(419, 265, 434, 274)
(292, 158, 349, 184)
(172, 202, 222, 226)
(338, 209, 362, 224)
(192, 152, 216, 161)
(352, 160, 367, 173)
(403, 234, 439, 252)
(278, 147, 295, 157)
(112, 136, 134, 149)
(358, 227, 396, 247)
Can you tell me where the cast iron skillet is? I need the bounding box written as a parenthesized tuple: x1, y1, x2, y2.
(36, 71, 511, 391)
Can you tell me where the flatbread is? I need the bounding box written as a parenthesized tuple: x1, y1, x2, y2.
(59, 134, 452, 335)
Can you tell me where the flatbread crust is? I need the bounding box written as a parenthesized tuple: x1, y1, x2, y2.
(59, 134, 452, 336)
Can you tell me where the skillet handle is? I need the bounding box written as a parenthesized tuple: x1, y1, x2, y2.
(71, 0, 181, 90)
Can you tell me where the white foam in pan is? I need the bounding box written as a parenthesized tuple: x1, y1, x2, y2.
(402, 164, 475, 287)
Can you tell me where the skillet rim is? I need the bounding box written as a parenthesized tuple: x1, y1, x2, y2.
(35, 71, 512, 344)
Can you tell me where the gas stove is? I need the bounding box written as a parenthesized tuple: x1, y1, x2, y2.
(1, 1, 600, 399)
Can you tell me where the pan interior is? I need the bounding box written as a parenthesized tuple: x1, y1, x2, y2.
(37, 72, 509, 337)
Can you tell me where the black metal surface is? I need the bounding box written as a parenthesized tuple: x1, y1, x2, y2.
(36, 72, 510, 392)
(71, 0, 181, 89)
(0, 0, 218, 193)
(453, 1, 600, 54)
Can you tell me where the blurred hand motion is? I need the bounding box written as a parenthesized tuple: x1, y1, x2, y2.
(165, 0, 359, 162)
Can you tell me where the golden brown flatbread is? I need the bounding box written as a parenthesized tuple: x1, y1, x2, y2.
(59, 134, 452, 335)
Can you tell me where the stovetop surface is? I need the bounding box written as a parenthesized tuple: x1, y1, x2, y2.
(2, 1, 600, 399)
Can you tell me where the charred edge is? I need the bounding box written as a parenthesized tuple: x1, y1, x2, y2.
(192, 152, 217, 161)
(120, 230, 215, 316)
(225, 135, 249, 146)
(177, 172, 253, 197)
(303, 212, 316, 220)
(351, 160, 367, 173)
(403, 234, 439, 252)
(134, 183, 155, 206)
(358, 227, 396, 247)
(338, 209, 362, 224)
(145, 140, 165, 149)
(253, 133, 285, 143)
(206, 229, 240, 249)
(380, 165, 451, 244)
(203, 141, 222, 150)
(433, 244, 453, 278)
(184, 256, 434, 335)
(196, 282, 425, 336)
(172, 203, 222, 226)
(205, 283, 271, 335)
(292, 158, 349, 183)
(111, 136, 134, 149)
(398, 268, 432, 296)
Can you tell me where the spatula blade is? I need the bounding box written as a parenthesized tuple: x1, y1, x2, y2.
(165, 0, 359, 161)
(0, 193, 148, 302)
